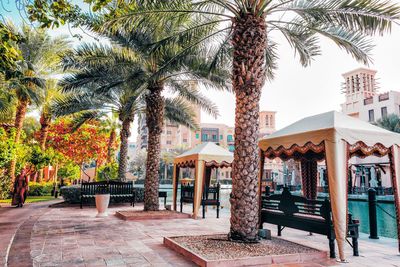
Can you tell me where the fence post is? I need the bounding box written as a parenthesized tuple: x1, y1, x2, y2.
(368, 188, 379, 239)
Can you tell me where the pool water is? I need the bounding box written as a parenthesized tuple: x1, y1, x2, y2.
(158, 186, 398, 239)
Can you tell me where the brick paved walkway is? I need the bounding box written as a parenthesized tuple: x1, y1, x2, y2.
(1, 202, 399, 267)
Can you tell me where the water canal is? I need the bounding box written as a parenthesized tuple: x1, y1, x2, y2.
(155, 185, 398, 239)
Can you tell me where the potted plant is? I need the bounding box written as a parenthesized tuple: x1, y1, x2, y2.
(95, 184, 110, 217)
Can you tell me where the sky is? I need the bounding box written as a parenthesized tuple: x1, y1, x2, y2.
(2, 2, 400, 141)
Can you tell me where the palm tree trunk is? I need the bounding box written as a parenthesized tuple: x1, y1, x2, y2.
(144, 85, 164, 211)
(118, 117, 133, 181)
(229, 14, 267, 242)
(107, 129, 117, 163)
(39, 113, 51, 150)
(9, 99, 29, 182)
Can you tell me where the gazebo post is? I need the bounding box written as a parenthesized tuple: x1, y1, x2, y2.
(172, 165, 179, 211)
(390, 145, 400, 252)
(193, 160, 205, 219)
(324, 139, 348, 262)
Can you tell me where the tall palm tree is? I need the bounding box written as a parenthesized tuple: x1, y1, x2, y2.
(98, 7, 229, 211)
(52, 43, 217, 182)
(5, 24, 70, 180)
(375, 114, 400, 133)
(105, 0, 400, 242)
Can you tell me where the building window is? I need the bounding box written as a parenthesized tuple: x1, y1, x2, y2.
(227, 135, 233, 142)
(166, 141, 172, 145)
(228, 145, 235, 152)
(196, 133, 199, 139)
(381, 107, 388, 118)
(167, 130, 172, 135)
(202, 134, 208, 141)
(265, 115, 269, 126)
(220, 135, 223, 140)
(212, 134, 218, 141)
(368, 109, 375, 122)
(183, 139, 188, 143)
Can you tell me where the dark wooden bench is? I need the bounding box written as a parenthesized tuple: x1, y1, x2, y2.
(201, 183, 220, 218)
(180, 185, 194, 212)
(80, 181, 135, 208)
(159, 191, 167, 207)
(261, 187, 359, 258)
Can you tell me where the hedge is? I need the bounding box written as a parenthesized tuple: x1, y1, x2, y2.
(28, 182, 54, 196)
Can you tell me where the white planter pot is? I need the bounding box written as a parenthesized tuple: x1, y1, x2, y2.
(95, 194, 110, 217)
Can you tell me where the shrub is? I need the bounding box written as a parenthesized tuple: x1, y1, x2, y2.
(97, 162, 118, 181)
(60, 185, 81, 204)
(28, 182, 53, 196)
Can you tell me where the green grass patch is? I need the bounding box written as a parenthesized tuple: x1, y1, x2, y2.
(0, 195, 55, 204)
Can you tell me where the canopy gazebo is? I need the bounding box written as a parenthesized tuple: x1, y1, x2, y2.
(258, 111, 400, 261)
(172, 142, 233, 218)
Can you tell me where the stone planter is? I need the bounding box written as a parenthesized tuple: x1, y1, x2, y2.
(95, 194, 110, 217)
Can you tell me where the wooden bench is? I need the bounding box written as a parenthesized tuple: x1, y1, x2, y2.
(80, 181, 135, 208)
(261, 187, 359, 258)
(201, 183, 221, 218)
(180, 185, 194, 212)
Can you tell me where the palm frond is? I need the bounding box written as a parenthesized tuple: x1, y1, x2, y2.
(164, 97, 199, 130)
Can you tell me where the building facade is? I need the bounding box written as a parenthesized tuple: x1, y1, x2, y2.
(341, 68, 400, 121)
(340, 68, 399, 190)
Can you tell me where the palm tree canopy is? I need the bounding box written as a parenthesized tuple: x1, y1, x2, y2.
(52, 43, 211, 130)
(103, 0, 400, 79)
(4, 23, 71, 106)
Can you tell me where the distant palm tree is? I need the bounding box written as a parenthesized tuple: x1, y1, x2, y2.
(5, 24, 70, 180)
(53, 43, 213, 182)
(105, 0, 400, 242)
(375, 114, 400, 133)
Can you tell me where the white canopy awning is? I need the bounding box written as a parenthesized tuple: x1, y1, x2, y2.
(258, 111, 400, 261)
(259, 111, 400, 151)
(173, 142, 233, 218)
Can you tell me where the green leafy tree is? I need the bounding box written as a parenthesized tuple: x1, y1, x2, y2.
(104, 0, 400, 245)
(0, 22, 22, 76)
(375, 113, 400, 133)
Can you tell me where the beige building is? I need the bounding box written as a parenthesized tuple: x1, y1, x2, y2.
(340, 68, 399, 189)
(259, 110, 277, 136)
(341, 67, 400, 121)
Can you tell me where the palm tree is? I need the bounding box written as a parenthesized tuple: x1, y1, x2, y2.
(98, 8, 229, 211)
(5, 24, 70, 180)
(375, 114, 400, 133)
(52, 43, 216, 183)
(104, 0, 400, 242)
(38, 80, 66, 150)
(101, 114, 120, 164)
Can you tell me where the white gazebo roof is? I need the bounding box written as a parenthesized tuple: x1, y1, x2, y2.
(259, 111, 400, 150)
(175, 142, 233, 164)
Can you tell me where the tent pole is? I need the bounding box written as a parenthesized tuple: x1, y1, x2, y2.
(389, 145, 400, 252)
(325, 139, 348, 262)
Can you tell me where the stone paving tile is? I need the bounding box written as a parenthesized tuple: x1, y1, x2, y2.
(3, 202, 400, 266)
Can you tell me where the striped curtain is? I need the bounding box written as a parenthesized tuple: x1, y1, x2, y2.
(300, 159, 318, 200)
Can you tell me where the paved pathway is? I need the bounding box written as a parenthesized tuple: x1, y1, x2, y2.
(0, 200, 61, 267)
(1, 202, 399, 267)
